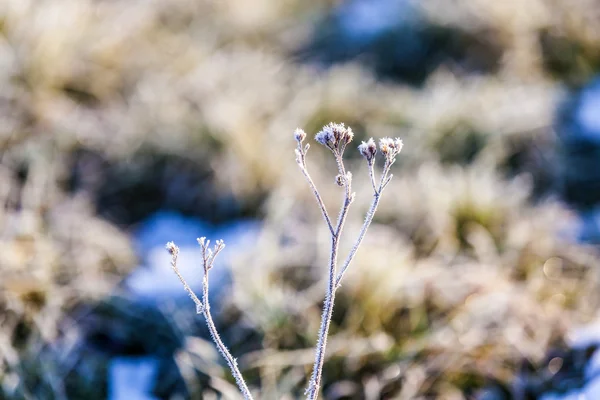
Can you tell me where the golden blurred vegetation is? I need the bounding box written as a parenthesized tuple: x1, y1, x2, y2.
(2, 0, 600, 398)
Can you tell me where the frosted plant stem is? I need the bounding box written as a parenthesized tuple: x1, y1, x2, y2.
(368, 162, 378, 194)
(306, 234, 339, 399)
(306, 156, 353, 400)
(169, 246, 203, 313)
(296, 146, 335, 235)
(167, 241, 254, 400)
(336, 162, 390, 287)
(335, 191, 380, 288)
(306, 152, 396, 399)
(167, 124, 403, 400)
(201, 274, 253, 399)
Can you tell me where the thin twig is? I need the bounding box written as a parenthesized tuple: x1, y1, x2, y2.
(168, 243, 203, 313)
(368, 162, 378, 194)
(335, 191, 381, 288)
(305, 154, 354, 399)
(301, 131, 403, 399)
(335, 159, 393, 288)
(167, 241, 254, 400)
(296, 145, 335, 235)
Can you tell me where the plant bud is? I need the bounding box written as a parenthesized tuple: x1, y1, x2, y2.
(358, 138, 377, 163)
(294, 128, 306, 143)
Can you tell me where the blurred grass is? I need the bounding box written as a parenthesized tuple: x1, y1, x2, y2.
(2, 0, 600, 398)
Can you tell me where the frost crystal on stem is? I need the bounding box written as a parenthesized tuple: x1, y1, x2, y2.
(165, 122, 403, 400)
(296, 123, 403, 400)
(167, 239, 254, 400)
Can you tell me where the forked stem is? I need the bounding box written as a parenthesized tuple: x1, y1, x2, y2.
(166, 125, 403, 400)
(297, 127, 403, 400)
(306, 154, 353, 398)
(167, 240, 254, 400)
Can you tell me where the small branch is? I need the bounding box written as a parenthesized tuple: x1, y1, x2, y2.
(296, 146, 335, 235)
(368, 162, 378, 194)
(306, 155, 353, 399)
(305, 234, 340, 399)
(333, 152, 346, 179)
(165, 126, 404, 400)
(381, 174, 393, 191)
(207, 239, 225, 270)
(335, 154, 396, 288)
(379, 160, 392, 191)
(201, 269, 252, 399)
(303, 128, 405, 400)
(333, 154, 354, 236)
(167, 241, 254, 400)
(167, 242, 203, 313)
(334, 191, 381, 288)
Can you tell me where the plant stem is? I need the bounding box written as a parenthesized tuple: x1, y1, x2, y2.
(336, 163, 391, 287)
(368, 162, 377, 193)
(306, 155, 353, 400)
(305, 234, 339, 399)
(298, 129, 401, 399)
(297, 151, 335, 236)
(335, 191, 380, 288)
(201, 273, 254, 399)
(169, 241, 253, 399)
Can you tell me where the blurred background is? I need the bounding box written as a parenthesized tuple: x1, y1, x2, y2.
(2, 0, 600, 399)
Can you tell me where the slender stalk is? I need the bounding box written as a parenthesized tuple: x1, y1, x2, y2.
(296, 147, 335, 236)
(167, 241, 254, 400)
(368, 162, 377, 194)
(335, 191, 380, 288)
(305, 234, 340, 398)
(201, 271, 253, 399)
(169, 245, 203, 313)
(304, 134, 402, 399)
(168, 125, 403, 400)
(336, 162, 391, 287)
(306, 155, 353, 399)
(333, 154, 354, 237)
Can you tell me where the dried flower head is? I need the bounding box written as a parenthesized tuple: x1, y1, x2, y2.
(165, 241, 179, 255)
(379, 137, 403, 161)
(294, 128, 306, 143)
(358, 138, 377, 163)
(315, 123, 354, 151)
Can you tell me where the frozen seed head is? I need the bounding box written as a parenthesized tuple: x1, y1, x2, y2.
(358, 138, 377, 163)
(315, 122, 354, 151)
(315, 124, 337, 148)
(379, 137, 403, 161)
(294, 128, 306, 143)
(166, 241, 179, 256)
(214, 239, 225, 253)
